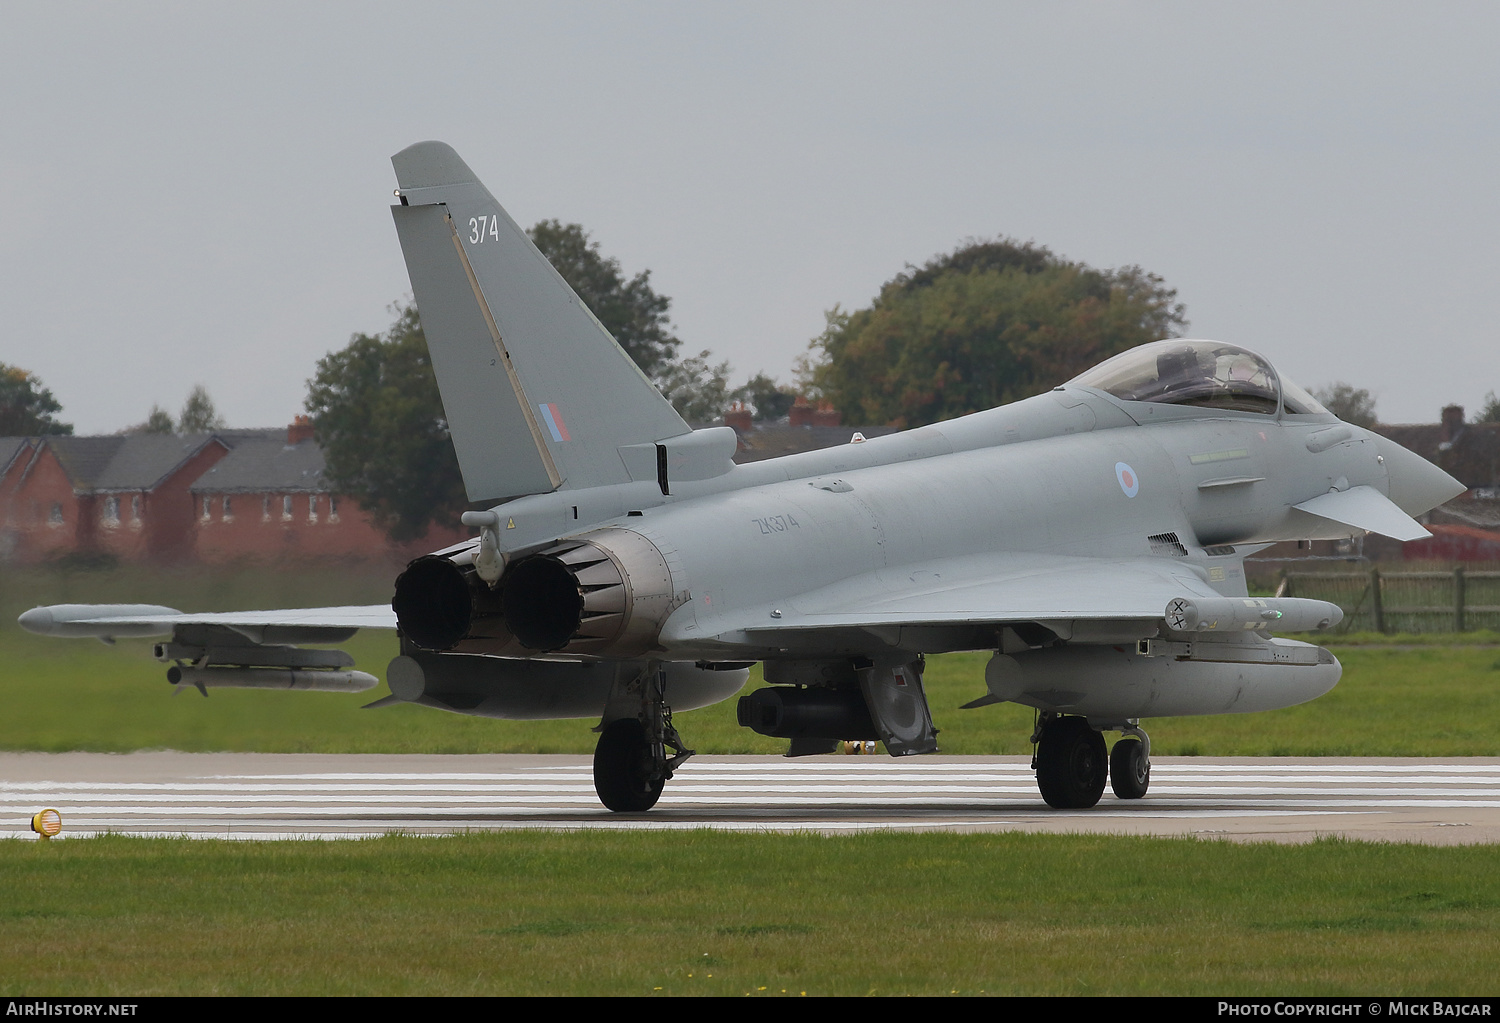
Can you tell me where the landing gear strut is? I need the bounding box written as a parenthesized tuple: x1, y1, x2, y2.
(1032, 714, 1107, 809)
(593, 664, 694, 812)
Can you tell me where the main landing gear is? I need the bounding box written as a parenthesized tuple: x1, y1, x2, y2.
(1032, 714, 1151, 808)
(593, 664, 694, 812)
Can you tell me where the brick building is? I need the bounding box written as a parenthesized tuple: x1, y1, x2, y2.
(0, 433, 228, 562)
(1, 420, 467, 565)
(190, 418, 466, 562)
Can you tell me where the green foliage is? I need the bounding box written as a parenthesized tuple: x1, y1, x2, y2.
(742, 371, 797, 421)
(658, 349, 737, 422)
(526, 219, 681, 381)
(305, 303, 470, 542)
(176, 385, 226, 432)
(142, 404, 175, 433)
(0, 362, 72, 435)
(123, 393, 219, 435)
(1313, 381, 1378, 427)
(1475, 390, 1500, 423)
(803, 239, 1187, 428)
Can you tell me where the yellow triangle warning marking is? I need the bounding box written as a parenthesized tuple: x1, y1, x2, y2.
(506, 517, 516, 529)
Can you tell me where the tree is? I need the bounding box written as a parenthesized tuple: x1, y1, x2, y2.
(1475, 391, 1500, 423)
(178, 385, 226, 433)
(143, 405, 176, 433)
(742, 372, 797, 422)
(305, 303, 469, 542)
(527, 220, 681, 380)
(802, 238, 1188, 428)
(658, 350, 738, 423)
(0, 363, 72, 435)
(120, 403, 176, 434)
(1312, 382, 1377, 428)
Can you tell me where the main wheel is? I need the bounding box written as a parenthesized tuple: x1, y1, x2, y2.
(1035, 716, 1107, 809)
(1109, 737, 1150, 799)
(593, 718, 665, 812)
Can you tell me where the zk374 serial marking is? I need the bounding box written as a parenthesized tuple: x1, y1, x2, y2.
(753, 514, 801, 535)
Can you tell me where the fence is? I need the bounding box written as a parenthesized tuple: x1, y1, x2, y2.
(1276, 568, 1500, 633)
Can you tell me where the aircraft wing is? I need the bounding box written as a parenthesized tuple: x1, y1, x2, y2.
(735, 552, 1226, 635)
(17, 603, 399, 696)
(18, 603, 396, 640)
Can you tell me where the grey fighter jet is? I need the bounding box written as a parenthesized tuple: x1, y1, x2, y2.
(20, 142, 1465, 812)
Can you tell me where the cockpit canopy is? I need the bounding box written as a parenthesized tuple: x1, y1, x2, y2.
(1069, 339, 1327, 416)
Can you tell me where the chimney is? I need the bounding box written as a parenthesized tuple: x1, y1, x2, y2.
(789, 394, 814, 428)
(812, 401, 841, 428)
(1442, 405, 1465, 445)
(288, 415, 315, 446)
(723, 401, 753, 434)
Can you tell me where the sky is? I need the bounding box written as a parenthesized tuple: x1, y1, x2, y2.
(2, 1, 1497, 434)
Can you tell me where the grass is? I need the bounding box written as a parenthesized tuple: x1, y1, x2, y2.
(4, 563, 1500, 756)
(2, 830, 1498, 996)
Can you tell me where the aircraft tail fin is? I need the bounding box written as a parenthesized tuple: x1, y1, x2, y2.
(389, 141, 691, 502)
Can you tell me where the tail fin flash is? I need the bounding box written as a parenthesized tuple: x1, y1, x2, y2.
(390, 141, 690, 502)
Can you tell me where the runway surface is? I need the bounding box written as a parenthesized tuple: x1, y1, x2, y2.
(4, 752, 1500, 844)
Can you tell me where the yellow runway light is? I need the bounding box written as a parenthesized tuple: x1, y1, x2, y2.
(31, 808, 62, 840)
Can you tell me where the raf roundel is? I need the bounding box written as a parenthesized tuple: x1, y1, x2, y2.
(1115, 462, 1140, 498)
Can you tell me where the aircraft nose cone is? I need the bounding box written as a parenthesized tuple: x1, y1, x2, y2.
(1375, 435, 1466, 517)
(17, 607, 55, 635)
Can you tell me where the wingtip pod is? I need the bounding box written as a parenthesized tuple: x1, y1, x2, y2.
(18, 604, 181, 639)
(1164, 596, 1344, 634)
(391, 141, 480, 192)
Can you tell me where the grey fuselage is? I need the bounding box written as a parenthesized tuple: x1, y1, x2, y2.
(481, 385, 1408, 664)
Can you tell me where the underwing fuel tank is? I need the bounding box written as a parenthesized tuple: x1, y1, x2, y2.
(984, 638, 1341, 723)
(393, 527, 680, 657)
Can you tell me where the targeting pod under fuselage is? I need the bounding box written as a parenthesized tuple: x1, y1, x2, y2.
(736, 686, 879, 741)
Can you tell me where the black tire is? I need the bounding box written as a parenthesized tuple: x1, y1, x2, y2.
(593, 718, 665, 812)
(1035, 716, 1107, 809)
(1110, 737, 1150, 799)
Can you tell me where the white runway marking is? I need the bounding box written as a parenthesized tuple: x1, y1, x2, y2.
(3, 753, 1499, 844)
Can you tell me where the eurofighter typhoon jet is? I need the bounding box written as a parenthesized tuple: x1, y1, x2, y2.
(20, 142, 1464, 811)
